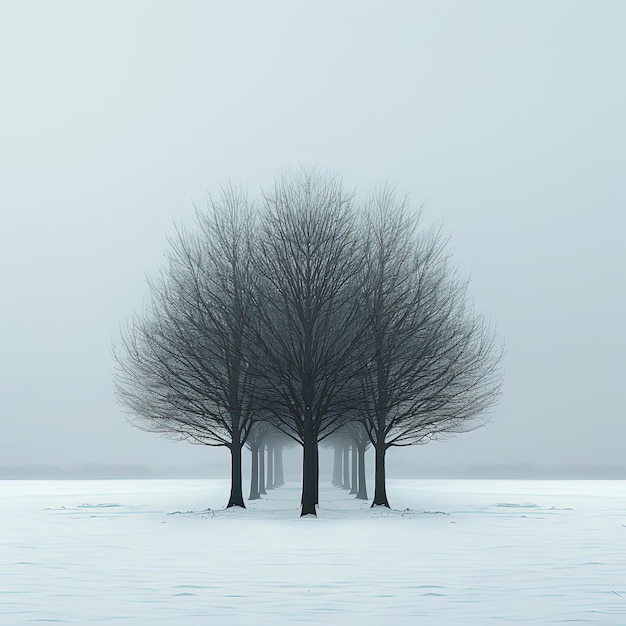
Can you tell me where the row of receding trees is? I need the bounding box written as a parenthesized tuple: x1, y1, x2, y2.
(247, 425, 369, 502)
(246, 424, 291, 499)
(113, 170, 502, 516)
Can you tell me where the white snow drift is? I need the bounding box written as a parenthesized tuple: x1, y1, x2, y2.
(2, 479, 625, 624)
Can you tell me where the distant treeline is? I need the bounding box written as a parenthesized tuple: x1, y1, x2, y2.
(3, 463, 625, 480)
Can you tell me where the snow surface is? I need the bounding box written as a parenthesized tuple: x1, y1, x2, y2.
(2, 479, 625, 624)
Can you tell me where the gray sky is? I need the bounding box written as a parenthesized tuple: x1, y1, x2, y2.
(1, 0, 624, 471)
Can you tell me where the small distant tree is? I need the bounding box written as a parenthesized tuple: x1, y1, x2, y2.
(247, 424, 295, 497)
(349, 441, 358, 496)
(358, 188, 502, 507)
(271, 435, 292, 488)
(342, 438, 351, 490)
(345, 422, 370, 500)
(265, 431, 293, 489)
(265, 440, 274, 490)
(323, 433, 350, 488)
(113, 188, 257, 508)
(246, 421, 273, 500)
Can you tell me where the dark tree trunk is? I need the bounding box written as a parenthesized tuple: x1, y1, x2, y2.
(350, 443, 357, 495)
(371, 440, 389, 507)
(226, 442, 245, 508)
(314, 441, 319, 505)
(266, 443, 274, 490)
(357, 443, 368, 500)
(249, 444, 260, 500)
(332, 444, 342, 486)
(301, 437, 317, 516)
(259, 443, 267, 495)
(274, 444, 285, 487)
(342, 442, 350, 489)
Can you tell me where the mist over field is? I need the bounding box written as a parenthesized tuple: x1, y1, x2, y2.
(3, 456, 626, 481)
(2, 2, 625, 623)
(1, 0, 625, 475)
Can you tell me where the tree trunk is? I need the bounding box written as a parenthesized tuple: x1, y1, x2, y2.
(249, 444, 260, 500)
(342, 442, 350, 489)
(259, 443, 267, 495)
(314, 440, 319, 505)
(266, 442, 274, 490)
(371, 440, 389, 507)
(274, 444, 285, 487)
(301, 437, 317, 516)
(332, 444, 342, 486)
(226, 442, 245, 508)
(350, 443, 357, 495)
(357, 443, 368, 500)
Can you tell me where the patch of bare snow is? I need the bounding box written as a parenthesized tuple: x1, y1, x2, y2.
(1, 478, 625, 624)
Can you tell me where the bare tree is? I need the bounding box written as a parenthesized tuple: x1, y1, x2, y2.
(271, 435, 291, 488)
(342, 438, 351, 490)
(113, 171, 501, 516)
(350, 441, 357, 496)
(328, 437, 344, 487)
(258, 441, 267, 497)
(358, 188, 503, 507)
(113, 187, 257, 508)
(246, 421, 273, 500)
(250, 170, 364, 516)
(266, 431, 293, 488)
(345, 422, 371, 500)
(323, 433, 351, 489)
(266, 439, 275, 490)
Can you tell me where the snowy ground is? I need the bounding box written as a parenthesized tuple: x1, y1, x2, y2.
(2, 479, 625, 625)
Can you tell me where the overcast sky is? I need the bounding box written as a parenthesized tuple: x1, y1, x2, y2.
(1, 0, 624, 471)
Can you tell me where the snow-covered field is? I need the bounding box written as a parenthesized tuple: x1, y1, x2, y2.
(2, 479, 625, 625)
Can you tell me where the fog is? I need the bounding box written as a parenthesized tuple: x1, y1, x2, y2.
(1, 1, 624, 474)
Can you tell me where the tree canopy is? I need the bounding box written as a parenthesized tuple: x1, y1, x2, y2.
(114, 169, 502, 515)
